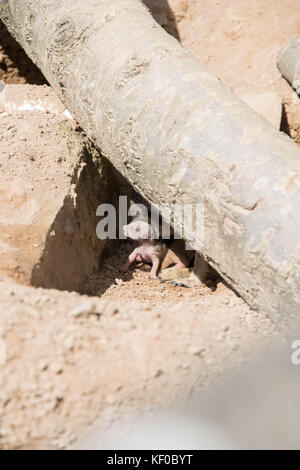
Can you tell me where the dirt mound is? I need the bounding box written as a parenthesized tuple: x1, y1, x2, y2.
(0, 84, 116, 291)
(0, 276, 283, 449)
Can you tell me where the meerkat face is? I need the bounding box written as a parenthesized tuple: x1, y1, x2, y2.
(123, 220, 155, 240)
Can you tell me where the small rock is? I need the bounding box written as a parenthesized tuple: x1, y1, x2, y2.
(63, 336, 75, 350)
(54, 390, 64, 402)
(0, 428, 7, 437)
(205, 357, 214, 365)
(105, 394, 117, 405)
(291, 129, 297, 138)
(188, 346, 205, 357)
(154, 369, 164, 378)
(51, 362, 63, 374)
(215, 331, 225, 341)
(68, 302, 96, 318)
(37, 359, 49, 371)
(44, 400, 57, 413)
(181, 362, 190, 369)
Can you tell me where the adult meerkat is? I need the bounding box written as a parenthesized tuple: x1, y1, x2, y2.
(159, 251, 216, 287)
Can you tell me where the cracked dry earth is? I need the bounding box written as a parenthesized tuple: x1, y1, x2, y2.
(0, 0, 299, 450)
(0, 239, 286, 449)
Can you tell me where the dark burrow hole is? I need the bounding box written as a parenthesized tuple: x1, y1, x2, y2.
(87, 164, 220, 297)
(0, 21, 48, 85)
(280, 104, 291, 137)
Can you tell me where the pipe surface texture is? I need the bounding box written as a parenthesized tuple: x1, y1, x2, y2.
(278, 37, 300, 94)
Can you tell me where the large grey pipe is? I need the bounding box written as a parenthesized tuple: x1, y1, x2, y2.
(278, 37, 300, 94)
(1, 0, 300, 326)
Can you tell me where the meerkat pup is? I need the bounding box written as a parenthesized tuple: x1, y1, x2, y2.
(121, 219, 168, 278)
(121, 202, 192, 279)
(119, 191, 214, 285)
(121, 220, 194, 279)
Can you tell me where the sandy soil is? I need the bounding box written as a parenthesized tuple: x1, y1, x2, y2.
(0, 0, 299, 449)
(0, 87, 78, 285)
(0, 276, 283, 449)
(145, 0, 300, 142)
